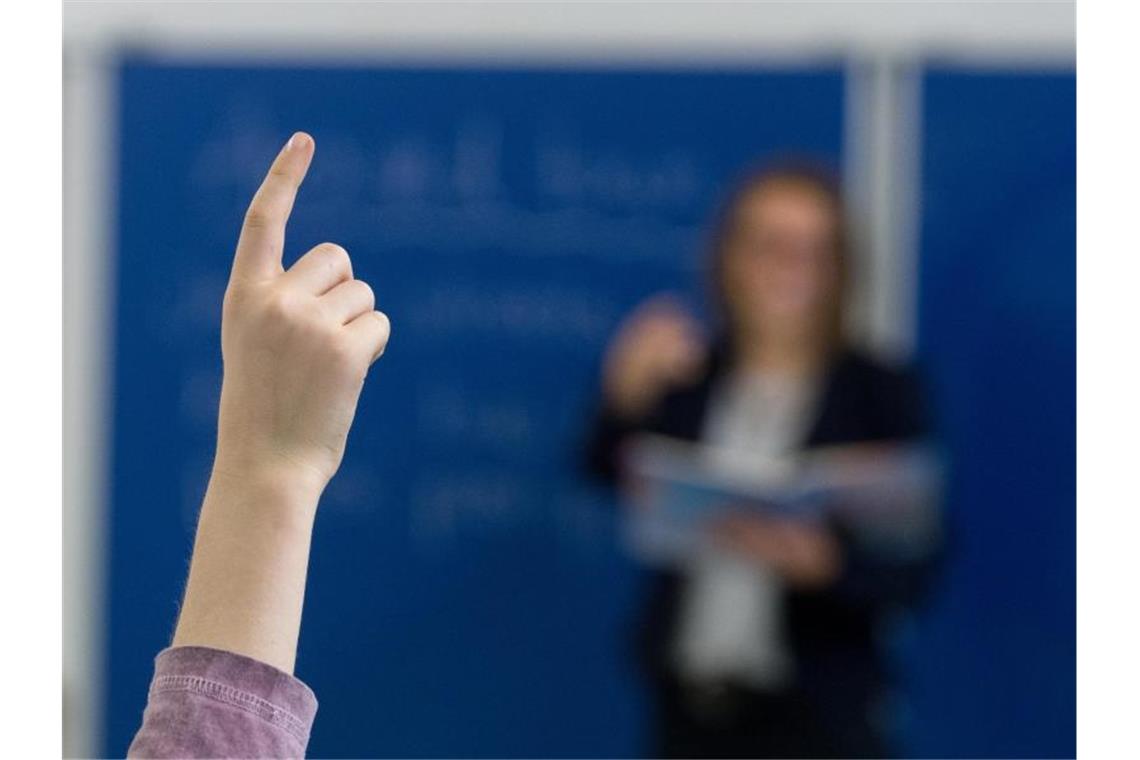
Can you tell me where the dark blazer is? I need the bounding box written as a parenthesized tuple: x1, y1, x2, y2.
(585, 346, 940, 755)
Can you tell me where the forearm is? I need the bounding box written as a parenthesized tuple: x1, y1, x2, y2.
(130, 132, 387, 756)
(171, 463, 323, 674)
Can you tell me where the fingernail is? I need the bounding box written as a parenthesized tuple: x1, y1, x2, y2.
(287, 132, 311, 151)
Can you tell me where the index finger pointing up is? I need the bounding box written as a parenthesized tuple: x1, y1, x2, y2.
(233, 132, 315, 280)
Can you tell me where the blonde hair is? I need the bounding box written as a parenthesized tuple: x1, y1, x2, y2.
(706, 160, 851, 358)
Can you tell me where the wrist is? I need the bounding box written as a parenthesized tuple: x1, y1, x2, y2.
(206, 454, 326, 526)
(212, 443, 330, 494)
(604, 381, 656, 422)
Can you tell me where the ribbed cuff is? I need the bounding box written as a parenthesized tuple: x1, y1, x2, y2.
(149, 646, 318, 745)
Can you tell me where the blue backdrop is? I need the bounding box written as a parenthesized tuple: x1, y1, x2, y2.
(104, 57, 846, 757)
(103, 57, 1075, 758)
(907, 69, 1076, 758)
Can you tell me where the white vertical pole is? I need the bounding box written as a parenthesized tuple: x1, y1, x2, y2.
(844, 54, 924, 361)
(63, 43, 113, 759)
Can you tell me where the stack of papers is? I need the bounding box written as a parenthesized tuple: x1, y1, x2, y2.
(621, 434, 943, 565)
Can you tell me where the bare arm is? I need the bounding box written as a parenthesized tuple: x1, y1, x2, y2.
(130, 132, 389, 758)
(171, 131, 388, 672)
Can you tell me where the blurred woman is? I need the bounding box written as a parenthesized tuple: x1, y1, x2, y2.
(586, 163, 939, 758)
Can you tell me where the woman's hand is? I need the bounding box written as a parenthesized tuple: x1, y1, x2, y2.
(215, 131, 390, 496)
(709, 513, 843, 589)
(172, 132, 389, 673)
(602, 295, 705, 420)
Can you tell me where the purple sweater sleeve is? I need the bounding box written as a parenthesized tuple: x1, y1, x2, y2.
(127, 646, 318, 759)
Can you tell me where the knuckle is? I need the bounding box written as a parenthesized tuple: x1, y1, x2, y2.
(243, 207, 270, 229)
(222, 285, 244, 312)
(329, 339, 364, 376)
(312, 295, 337, 323)
(356, 280, 376, 309)
(318, 242, 350, 264)
(263, 288, 296, 320)
(369, 311, 392, 350)
(268, 166, 297, 186)
(369, 312, 392, 363)
(371, 309, 391, 335)
(310, 243, 353, 281)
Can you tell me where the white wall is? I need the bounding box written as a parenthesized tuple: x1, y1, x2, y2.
(65, 1, 1074, 60)
(62, 2, 1074, 756)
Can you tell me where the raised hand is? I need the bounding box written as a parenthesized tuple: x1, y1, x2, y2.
(602, 295, 705, 420)
(215, 131, 390, 491)
(171, 133, 389, 674)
